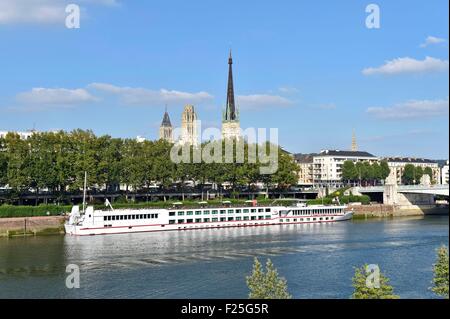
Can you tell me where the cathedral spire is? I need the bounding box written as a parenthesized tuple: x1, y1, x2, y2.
(224, 49, 237, 122)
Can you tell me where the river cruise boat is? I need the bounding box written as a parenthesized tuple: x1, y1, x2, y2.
(64, 200, 354, 236)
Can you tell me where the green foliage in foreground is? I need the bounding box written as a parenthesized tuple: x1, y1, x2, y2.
(431, 245, 449, 298)
(243, 250, 446, 299)
(351, 264, 399, 299)
(246, 257, 292, 299)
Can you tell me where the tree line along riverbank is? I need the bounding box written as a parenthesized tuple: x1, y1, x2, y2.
(0, 130, 300, 205)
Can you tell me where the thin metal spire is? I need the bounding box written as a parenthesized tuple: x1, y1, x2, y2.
(224, 49, 237, 122)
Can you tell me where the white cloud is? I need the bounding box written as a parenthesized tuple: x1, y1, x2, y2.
(278, 86, 299, 94)
(367, 97, 449, 120)
(420, 36, 446, 48)
(89, 82, 214, 106)
(0, 0, 118, 25)
(0, 0, 65, 24)
(362, 56, 449, 75)
(15, 87, 97, 110)
(236, 94, 293, 110)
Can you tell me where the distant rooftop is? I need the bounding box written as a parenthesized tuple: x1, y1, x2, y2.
(294, 153, 318, 163)
(319, 150, 376, 158)
(383, 157, 438, 164)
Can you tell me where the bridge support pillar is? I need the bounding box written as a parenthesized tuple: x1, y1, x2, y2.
(383, 183, 398, 205)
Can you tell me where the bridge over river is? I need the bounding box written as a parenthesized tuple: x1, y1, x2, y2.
(354, 184, 449, 207)
(356, 185, 449, 196)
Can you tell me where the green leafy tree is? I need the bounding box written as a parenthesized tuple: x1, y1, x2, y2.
(431, 245, 449, 298)
(4, 133, 29, 191)
(415, 166, 424, 184)
(271, 148, 299, 190)
(152, 139, 175, 195)
(379, 160, 390, 181)
(342, 161, 356, 182)
(351, 264, 399, 299)
(0, 137, 7, 186)
(246, 257, 292, 299)
(361, 161, 373, 183)
(371, 162, 381, 184)
(424, 167, 434, 183)
(94, 136, 123, 192)
(402, 164, 416, 185)
(120, 139, 141, 198)
(26, 132, 60, 195)
(354, 162, 365, 185)
(69, 129, 99, 191)
(342, 161, 389, 185)
(0, 130, 310, 203)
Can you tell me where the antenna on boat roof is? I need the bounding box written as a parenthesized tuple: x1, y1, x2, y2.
(82, 171, 87, 213)
(105, 198, 114, 211)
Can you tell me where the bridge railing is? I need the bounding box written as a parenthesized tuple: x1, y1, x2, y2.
(357, 184, 449, 191)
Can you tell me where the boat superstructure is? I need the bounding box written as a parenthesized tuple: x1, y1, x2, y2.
(64, 201, 353, 236)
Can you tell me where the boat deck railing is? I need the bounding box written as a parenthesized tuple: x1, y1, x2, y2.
(92, 202, 347, 212)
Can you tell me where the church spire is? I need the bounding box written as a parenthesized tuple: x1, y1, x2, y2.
(224, 49, 237, 122)
(351, 129, 358, 151)
(161, 105, 172, 127)
(159, 106, 173, 143)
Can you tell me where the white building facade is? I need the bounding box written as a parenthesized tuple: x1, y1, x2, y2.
(313, 150, 378, 185)
(384, 157, 440, 185)
(441, 160, 449, 185)
(294, 154, 316, 185)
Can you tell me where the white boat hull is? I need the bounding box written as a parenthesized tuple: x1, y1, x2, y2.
(64, 210, 354, 236)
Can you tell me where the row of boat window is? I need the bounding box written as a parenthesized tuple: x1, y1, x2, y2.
(291, 209, 342, 216)
(280, 216, 335, 222)
(169, 215, 272, 224)
(103, 214, 159, 221)
(169, 208, 272, 217)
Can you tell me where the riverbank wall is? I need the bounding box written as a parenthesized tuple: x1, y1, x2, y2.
(0, 216, 66, 238)
(352, 204, 449, 219)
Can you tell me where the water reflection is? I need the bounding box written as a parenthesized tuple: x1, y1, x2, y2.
(63, 223, 346, 270)
(0, 236, 67, 278)
(0, 216, 448, 298)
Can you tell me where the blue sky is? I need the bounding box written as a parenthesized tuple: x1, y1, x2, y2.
(0, 0, 448, 159)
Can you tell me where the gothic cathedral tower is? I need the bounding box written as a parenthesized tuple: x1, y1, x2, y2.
(221, 50, 241, 140)
(180, 104, 198, 146)
(159, 107, 173, 143)
(351, 129, 358, 152)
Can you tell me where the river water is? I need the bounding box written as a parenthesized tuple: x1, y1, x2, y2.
(0, 215, 448, 299)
